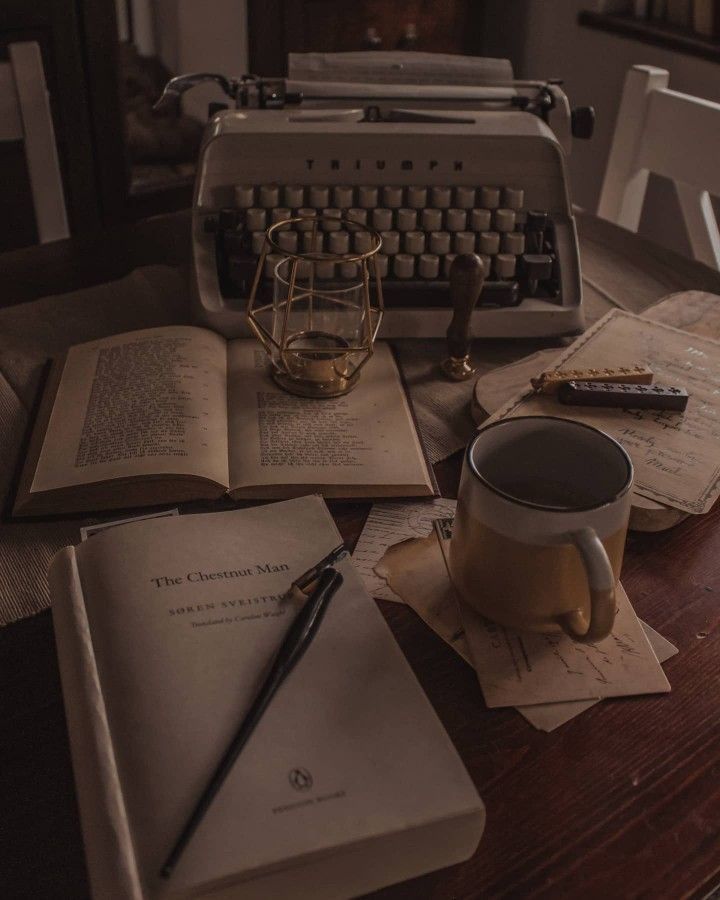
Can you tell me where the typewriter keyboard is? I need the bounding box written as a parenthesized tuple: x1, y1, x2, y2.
(207, 183, 561, 309)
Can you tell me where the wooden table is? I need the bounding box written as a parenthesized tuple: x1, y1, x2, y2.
(2, 213, 720, 900)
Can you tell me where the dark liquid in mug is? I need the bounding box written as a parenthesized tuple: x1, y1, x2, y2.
(492, 477, 600, 509)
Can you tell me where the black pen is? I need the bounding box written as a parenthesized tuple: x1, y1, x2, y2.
(160, 565, 344, 879)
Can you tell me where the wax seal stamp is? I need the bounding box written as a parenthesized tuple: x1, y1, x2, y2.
(441, 253, 486, 381)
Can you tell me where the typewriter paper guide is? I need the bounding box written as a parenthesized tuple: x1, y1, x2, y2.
(14, 327, 435, 515)
(50, 497, 484, 899)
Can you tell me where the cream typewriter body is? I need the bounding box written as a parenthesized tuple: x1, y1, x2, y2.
(170, 59, 590, 340)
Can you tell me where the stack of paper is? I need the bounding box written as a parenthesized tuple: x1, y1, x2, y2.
(353, 502, 676, 732)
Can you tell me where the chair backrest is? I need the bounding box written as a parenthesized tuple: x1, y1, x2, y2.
(0, 41, 69, 244)
(598, 64, 720, 270)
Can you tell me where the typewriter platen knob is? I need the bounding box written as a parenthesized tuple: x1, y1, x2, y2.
(571, 106, 595, 140)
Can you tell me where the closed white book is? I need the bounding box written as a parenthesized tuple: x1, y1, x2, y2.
(50, 496, 484, 899)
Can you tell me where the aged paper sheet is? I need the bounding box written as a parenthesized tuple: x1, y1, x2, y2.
(374, 531, 472, 663)
(453, 578, 669, 707)
(486, 310, 720, 515)
(372, 511, 671, 721)
(352, 498, 458, 602)
(32, 326, 230, 493)
(518, 623, 677, 731)
(430, 518, 670, 708)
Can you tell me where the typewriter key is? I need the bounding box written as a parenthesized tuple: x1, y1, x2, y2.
(479, 186, 500, 209)
(295, 209, 316, 230)
(503, 186, 524, 209)
(494, 209, 516, 233)
(393, 254, 415, 278)
(259, 184, 280, 208)
(333, 185, 354, 208)
(357, 186, 378, 209)
(421, 208, 442, 231)
(454, 232, 475, 255)
(470, 209, 492, 232)
(396, 209, 418, 232)
(328, 231, 350, 255)
(284, 185, 304, 207)
(431, 186, 452, 208)
(404, 231, 426, 255)
(430, 231, 451, 255)
(346, 208, 367, 226)
(502, 231, 525, 255)
(406, 186, 427, 209)
(372, 208, 393, 231)
(478, 231, 500, 255)
(419, 254, 440, 279)
(454, 186, 476, 209)
(308, 185, 329, 208)
(383, 186, 403, 208)
(446, 209, 467, 232)
(380, 231, 400, 255)
(495, 253, 516, 279)
(234, 185, 255, 207)
(245, 208, 266, 231)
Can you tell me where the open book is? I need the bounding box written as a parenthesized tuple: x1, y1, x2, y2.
(14, 326, 436, 516)
(49, 496, 484, 899)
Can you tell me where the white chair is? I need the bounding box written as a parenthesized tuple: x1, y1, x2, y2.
(598, 64, 720, 270)
(0, 41, 69, 244)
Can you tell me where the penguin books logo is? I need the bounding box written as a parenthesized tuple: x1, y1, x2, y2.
(288, 767, 313, 791)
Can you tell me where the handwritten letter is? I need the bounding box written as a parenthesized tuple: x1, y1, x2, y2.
(489, 310, 720, 514)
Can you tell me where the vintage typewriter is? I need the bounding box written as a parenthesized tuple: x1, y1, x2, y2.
(158, 54, 594, 339)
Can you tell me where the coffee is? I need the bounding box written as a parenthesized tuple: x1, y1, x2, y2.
(491, 476, 599, 510)
(449, 417, 633, 641)
(450, 501, 627, 633)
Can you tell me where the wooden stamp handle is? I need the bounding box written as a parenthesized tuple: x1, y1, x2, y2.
(446, 254, 486, 360)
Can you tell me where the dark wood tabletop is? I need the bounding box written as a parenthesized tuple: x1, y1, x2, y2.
(1, 214, 720, 900)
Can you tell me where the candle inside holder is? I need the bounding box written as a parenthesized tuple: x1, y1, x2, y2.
(282, 331, 351, 388)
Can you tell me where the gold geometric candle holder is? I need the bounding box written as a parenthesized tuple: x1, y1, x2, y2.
(247, 214, 384, 398)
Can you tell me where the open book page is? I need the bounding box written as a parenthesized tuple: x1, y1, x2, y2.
(225, 340, 434, 498)
(486, 310, 720, 515)
(30, 326, 230, 494)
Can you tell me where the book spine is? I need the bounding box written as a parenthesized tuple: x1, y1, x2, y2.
(650, 0, 668, 20)
(692, 0, 713, 32)
(50, 548, 144, 900)
(690, 0, 720, 35)
(667, 0, 691, 25)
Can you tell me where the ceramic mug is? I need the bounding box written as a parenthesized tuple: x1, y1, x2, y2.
(449, 416, 633, 642)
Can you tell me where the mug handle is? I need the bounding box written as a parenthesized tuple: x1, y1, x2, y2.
(556, 527, 617, 643)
